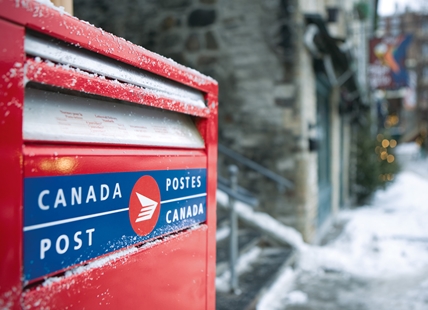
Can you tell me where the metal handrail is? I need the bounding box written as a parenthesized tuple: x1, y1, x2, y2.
(217, 177, 258, 207)
(216, 144, 294, 294)
(218, 144, 294, 190)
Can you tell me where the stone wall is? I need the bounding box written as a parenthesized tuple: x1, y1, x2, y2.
(74, 0, 321, 240)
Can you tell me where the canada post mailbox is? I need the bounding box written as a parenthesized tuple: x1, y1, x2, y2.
(0, 1, 218, 308)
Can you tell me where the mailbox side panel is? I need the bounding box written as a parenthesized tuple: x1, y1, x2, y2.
(204, 94, 218, 309)
(0, 19, 25, 309)
(22, 226, 208, 309)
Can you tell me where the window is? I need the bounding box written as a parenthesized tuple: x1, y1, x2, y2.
(423, 67, 428, 80)
(422, 21, 428, 34)
(422, 43, 428, 56)
(391, 17, 401, 36)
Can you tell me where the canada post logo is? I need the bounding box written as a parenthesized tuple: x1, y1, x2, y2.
(129, 175, 161, 236)
(23, 168, 207, 282)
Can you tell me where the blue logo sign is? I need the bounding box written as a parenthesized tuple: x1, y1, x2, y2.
(23, 168, 207, 282)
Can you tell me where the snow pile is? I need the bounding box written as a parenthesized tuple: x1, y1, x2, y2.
(299, 171, 428, 278)
(395, 142, 421, 163)
(394, 142, 420, 156)
(406, 157, 428, 180)
(235, 201, 306, 251)
(216, 189, 229, 206)
(34, 0, 68, 14)
(216, 247, 262, 293)
(216, 225, 230, 242)
(286, 290, 308, 304)
(256, 267, 296, 309)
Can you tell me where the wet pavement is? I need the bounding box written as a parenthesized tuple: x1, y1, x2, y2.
(216, 246, 292, 310)
(284, 267, 428, 310)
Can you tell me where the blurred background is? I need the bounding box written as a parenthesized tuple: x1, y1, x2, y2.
(52, 0, 428, 308)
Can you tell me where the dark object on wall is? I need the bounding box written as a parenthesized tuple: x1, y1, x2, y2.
(309, 139, 319, 152)
(188, 9, 216, 27)
(326, 7, 339, 23)
(305, 14, 366, 115)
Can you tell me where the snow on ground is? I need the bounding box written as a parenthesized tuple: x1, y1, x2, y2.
(258, 166, 428, 309)
(395, 141, 421, 156)
(257, 268, 296, 309)
(299, 170, 428, 278)
(216, 246, 262, 292)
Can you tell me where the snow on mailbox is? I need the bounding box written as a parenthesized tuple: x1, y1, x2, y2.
(0, 1, 218, 309)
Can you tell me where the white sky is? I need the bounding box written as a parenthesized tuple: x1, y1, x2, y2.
(378, 0, 427, 16)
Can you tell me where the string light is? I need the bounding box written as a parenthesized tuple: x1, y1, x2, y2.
(378, 174, 395, 181)
(382, 139, 390, 148)
(390, 115, 399, 126)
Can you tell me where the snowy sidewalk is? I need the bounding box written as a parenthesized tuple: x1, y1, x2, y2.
(257, 169, 428, 310)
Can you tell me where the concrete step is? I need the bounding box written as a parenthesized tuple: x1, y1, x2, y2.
(216, 206, 293, 309)
(216, 242, 293, 310)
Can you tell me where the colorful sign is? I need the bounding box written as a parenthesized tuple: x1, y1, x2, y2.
(23, 169, 207, 282)
(369, 34, 412, 89)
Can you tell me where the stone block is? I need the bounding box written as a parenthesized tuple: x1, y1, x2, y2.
(205, 31, 219, 49)
(159, 33, 182, 49)
(274, 84, 296, 99)
(275, 98, 294, 107)
(185, 33, 201, 51)
(197, 55, 217, 66)
(160, 16, 178, 31)
(159, 0, 191, 9)
(188, 9, 217, 27)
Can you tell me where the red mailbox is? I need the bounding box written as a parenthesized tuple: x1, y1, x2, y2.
(0, 1, 218, 308)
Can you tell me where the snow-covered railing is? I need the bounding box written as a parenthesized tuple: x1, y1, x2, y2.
(217, 175, 258, 207)
(217, 146, 295, 294)
(217, 160, 301, 295)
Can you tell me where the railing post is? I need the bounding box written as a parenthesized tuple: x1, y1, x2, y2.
(228, 165, 240, 294)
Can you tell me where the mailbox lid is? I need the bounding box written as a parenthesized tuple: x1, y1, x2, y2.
(23, 87, 205, 149)
(23, 145, 208, 283)
(0, 0, 218, 96)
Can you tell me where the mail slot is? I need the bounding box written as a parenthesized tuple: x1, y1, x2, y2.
(0, 1, 218, 309)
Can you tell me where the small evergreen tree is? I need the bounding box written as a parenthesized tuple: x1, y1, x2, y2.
(355, 117, 400, 204)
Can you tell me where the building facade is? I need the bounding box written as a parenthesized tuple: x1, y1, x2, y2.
(378, 11, 428, 149)
(74, 0, 371, 242)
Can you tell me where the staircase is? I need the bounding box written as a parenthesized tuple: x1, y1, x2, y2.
(215, 145, 301, 309)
